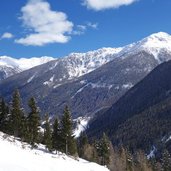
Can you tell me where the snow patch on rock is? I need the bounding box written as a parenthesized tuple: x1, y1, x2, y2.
(73, 117, 91, 138)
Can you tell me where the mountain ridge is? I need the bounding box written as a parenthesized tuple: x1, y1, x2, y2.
(1, 32, 171, 81)
(1, 32, 171, 119)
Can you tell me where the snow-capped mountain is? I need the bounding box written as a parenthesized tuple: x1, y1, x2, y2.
(1, 32, 171, 82)
(61, 47, 122, 79)
(0, 48, 122, 81)
(0, 132, 108, 171)
(25, 32, 171, 83)
(0, 56, 54, 80)
(118, 32, 171, 63)
(1, 32, 171, 118)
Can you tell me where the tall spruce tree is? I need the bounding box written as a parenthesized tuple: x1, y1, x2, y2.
(28, 97, 40, 146)
(52, 117, 61, 153)
(43, 113, 52, 151)
(60, 105, 77, 155)
(20, 113, 29, 142)
(10, 89, 24, 137)
(0, 98, 9, 132)
(97, 133, 110, 165)
(78, 132, 89, 158)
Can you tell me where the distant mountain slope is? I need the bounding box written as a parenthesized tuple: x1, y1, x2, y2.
(86, 60, 171, 151)
(0, 132, 108, 171)
(1, 32, 171, 118)
(0, 51, 160, 118)
(0, 47, 121, 81)
(1, 32, 171, 81)
(40, 51, 158, 117)
(0, 56, 54, 80)
(114, 96, 171, 152)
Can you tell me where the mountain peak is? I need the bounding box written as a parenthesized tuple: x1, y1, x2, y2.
(118, 32, 171, 63)
(148, 32, 170, 39)
(142, 32, 171, 45)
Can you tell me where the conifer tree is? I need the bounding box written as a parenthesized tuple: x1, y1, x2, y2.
(28, 97, 40, 146)
(60, 105, 77, 155)
(162, 149, 171, 171)
(97, 133, 110, 165)
(0, 98, 9, 132)
(43, 113, 52, 151)
(52, 117, 61, 153)
(10, 89, 24, 137)
(78, 132, 89, 157)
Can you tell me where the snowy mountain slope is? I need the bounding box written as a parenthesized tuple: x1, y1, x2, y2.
(0, 132, 109, 171)
(1, 32, 171, 118)
(0, 51, 160, 118)
(1, 32, 171, 82)
(0, 48, 121, 82)
(61, 47, 122, 79)
(0, 56, 54, 80)
(117, 32, 171, 62)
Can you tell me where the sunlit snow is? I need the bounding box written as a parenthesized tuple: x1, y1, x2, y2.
(0, 132, 109, 171)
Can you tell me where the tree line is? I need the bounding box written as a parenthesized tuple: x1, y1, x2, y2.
(0, 89, 109, 158)
(0, 89, 77, 155)
(0, 89, 171, 171)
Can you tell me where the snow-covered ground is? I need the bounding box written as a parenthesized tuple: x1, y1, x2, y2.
(73, 117, 90, 138)
(0, 132, 109, 171)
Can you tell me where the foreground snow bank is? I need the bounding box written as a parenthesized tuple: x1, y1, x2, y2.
(0, 132, 109, 171)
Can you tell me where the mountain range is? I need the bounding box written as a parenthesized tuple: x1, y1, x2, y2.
(1, 32, 171, 120)
(0, 56, 54, 80)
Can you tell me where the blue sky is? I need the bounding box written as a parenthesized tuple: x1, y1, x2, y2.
(0, 0, 171, 58)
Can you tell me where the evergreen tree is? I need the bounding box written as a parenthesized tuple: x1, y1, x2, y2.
(161, 149, 171, 171)
(52, 117, 61, 153)
(27, 97, 40, 146)
(60, 105, 77, 155)
(0, 98, 9, 132)
(78, 132, 89, 158)
(97, 133, 110, 165)
(10, 89, 24, 137)
(20, 112, 29, 142)
(43, 113, 52, 151)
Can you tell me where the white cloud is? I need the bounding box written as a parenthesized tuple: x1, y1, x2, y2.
(72, 22, 98, 35)
(87, 22, 98, 29)
(1, 32, 14, 39)
(83, 0, 137, 11)
(15, 0, 73, 46)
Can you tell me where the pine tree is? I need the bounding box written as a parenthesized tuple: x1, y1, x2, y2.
(0, 98, 9, 132)
(43, 113, 52, 151)
(60, 105, 77, 155)
(52, 117, 61, 153)
(10, 89, 24, 137)
(20, 112, 29, 142)
(161, 149, 171, 171)
(27, 97, 40, 146)
(97, 133, 110, 165)
(78, 132, 89, 158)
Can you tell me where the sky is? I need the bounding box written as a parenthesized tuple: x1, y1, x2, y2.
(0, 0, 171, 58)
